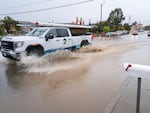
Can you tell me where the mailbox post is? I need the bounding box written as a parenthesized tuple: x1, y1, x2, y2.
(124, 63, 150, 113)
(136, 77, 141, 113)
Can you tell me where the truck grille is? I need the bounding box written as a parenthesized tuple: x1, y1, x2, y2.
(1, 41, 14, 50)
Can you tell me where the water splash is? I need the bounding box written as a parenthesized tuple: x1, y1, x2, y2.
(75, 45, 102, 53)
(16, 46, 103, 74)
(18, 50, 80, 74)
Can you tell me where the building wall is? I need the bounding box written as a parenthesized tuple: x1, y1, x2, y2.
(130, 24, 143, 33)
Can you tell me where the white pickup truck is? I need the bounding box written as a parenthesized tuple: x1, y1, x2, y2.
(1, 24, 92, 60)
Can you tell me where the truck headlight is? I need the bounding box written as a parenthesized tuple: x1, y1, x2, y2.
(15, 41, 24, 48)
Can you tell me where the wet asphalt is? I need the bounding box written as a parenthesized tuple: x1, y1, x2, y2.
(0, 31, 150, 113)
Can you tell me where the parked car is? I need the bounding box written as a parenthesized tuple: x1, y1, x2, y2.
(132, 31, 138, 35)
(116, 30, 123, 36)
(105, 32, 117, 37)
(147, 31, 150, 36)
(122, 30, 129, 35)
(0, 37, 3, 48)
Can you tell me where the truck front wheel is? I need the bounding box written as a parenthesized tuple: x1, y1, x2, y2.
(26, 46, 44, 57)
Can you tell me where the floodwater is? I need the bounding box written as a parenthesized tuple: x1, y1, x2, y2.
(0, 32, 150, 113)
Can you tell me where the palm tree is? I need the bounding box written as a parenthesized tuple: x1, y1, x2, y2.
(2, 16, 18, 34)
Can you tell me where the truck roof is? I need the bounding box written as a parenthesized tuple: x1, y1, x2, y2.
(36, 22, 91, 29)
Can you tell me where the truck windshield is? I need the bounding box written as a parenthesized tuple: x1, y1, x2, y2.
(27, 28, 48, 36)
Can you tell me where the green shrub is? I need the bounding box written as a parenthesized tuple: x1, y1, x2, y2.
(103, 26, 110, 32)
(0, 29, 5, 36)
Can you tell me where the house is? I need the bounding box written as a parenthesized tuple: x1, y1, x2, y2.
(0, 20, 5, 32)
(130, 23, 143, 33)
(0, 20, 4, 26)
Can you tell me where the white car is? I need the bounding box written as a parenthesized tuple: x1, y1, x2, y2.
(147, 31, 150, 36)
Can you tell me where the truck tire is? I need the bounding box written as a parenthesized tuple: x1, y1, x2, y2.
(27, 46, 44, 57)
(81, 40, 89, 47)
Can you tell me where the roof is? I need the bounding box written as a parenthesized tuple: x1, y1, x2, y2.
(36, 22, 92, 29)
(17, 21, 35, 27)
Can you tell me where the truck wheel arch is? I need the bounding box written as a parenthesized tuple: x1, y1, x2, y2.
(80, 40, 89, 47)
(26, 44, 44, 56)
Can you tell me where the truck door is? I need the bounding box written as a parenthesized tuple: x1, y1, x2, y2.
(44, 29, 64, 53)
(56, 29, 72, 49)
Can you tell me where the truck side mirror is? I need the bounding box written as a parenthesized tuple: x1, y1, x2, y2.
(45, 33, 54, 41)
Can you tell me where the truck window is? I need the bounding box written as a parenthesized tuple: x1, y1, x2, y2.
(28, 28, 48, 36)
(46, 29, 57, 37)
(56, 29, 69, 37)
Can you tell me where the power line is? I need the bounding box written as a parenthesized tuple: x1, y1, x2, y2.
(0, 0, 95, 15)
(0, 0, 54, 10)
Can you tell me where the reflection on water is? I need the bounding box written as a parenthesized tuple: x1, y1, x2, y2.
(5, 57, 90, 91)
(5, 63, 26, 90)
(131, 35, 139, 40)
(3, 47, 104, 91)
(2, 48, 124, 113)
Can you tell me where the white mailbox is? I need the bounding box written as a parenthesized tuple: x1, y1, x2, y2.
(123, 63, 150, 113)
(124, 63, 150, 79)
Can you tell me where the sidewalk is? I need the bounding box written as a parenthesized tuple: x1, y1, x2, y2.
(102, 76, 150, 113)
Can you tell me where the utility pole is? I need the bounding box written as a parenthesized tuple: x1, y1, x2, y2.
(129, 15, 131, 25)
(100, 1, 105, 22)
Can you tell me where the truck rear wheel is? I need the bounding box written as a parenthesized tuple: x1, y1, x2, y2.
(81, 40, 89, 47)
(26, 46, 44, 57)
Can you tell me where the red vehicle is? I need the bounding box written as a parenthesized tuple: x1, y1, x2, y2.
(132, 31, 138, 35)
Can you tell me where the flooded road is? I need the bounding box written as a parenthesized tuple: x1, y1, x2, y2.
(0, 32, 150, 113)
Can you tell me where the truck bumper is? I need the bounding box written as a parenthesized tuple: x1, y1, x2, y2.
(1, 50, 21, 60)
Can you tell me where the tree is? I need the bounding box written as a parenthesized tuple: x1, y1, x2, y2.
(107, 8, 125, 31)
(123, 23, 131, 31)
(0, 29, 5, 35)
(0, 21, 6, 35)
(2, 16, 19, 33)
(132, 21, 137, 26)
(103, 26, 110, 32)
(91, 21, 111, 33)
(91, 8, 126, 33)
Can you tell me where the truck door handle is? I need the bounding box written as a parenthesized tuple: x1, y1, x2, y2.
(68, 38, 71, 40)
(56, 39, 60, 41)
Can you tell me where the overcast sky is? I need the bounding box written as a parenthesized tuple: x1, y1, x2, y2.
(0, 0, 149, 25)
